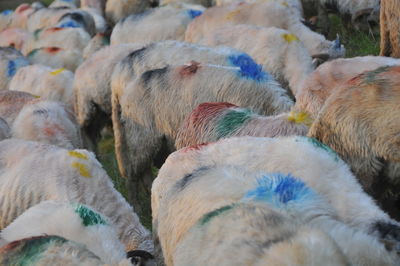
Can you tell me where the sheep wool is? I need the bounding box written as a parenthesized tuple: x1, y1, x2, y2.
(380, 0, 400, 58)
(0, 139, 153, 255)
(0, 47, 30, 91)
(153, 136, 400, 266)
(0, 118, 10, 141)
(308, 65, 400, 219)
(0, 90, 37, 126)
(175, 102, 309, 149)
(27, 47, 83, 72)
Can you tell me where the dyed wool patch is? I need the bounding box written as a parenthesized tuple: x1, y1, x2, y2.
(244, 173, 316, 208)
(74, 204, 107, 226)
(58, 20, 80, 28)
(296, 136, 339, 161)
(199, 204, 237, 226)
(71, 162, 92, 178)
(187, 10, 203, 19)
(1, 10, 13, 16)
(228, 54, 269, 81)
(0, 236, 67, 266)
(7, 58, 29, 78)
(216, 108, 253, 138)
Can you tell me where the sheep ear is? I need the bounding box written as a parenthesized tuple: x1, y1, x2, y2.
(127, 250, 154, 265)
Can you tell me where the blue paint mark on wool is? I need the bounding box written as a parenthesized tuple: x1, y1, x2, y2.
(7, 58, 28, 78)
(62, 0, 73, 2)
(244, 173, 316, 208)
(1, 10, 13, 16)
(228, 53, 269, 81)
(58, 20, 80, 28)
(187, 9, 203, 19)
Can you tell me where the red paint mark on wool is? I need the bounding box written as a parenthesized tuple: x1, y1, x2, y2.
(47, 27, 65, 33)
(190, 102, 238, 124)
(45, 47, 62, 53)
(43, 124, 65, 137)
(0, 236, 45, 252)
(181, 142, 213, 152)
(179, 61, 201, 77)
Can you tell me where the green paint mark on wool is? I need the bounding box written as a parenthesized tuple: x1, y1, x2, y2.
(200, 204, 236, 226)
(8, 236, 67, 266)
(363, 66, 391, 84)
(74, 204, 107, 226)
(296, 137, 339, 162)
(216, 108, 253, 139)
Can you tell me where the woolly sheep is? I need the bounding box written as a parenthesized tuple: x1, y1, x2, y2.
(11, 100, 82, 149)
(185, 1, 345, 60)
(0, 139, 153, 254)
(380, 0, 400, 58)
(112, 58, 293, 214)
(0, 118, 10, 141)
(26, 7, 71, 33)
(81, 7, 108, 34)
(0, 90, 37, 126)
(9, 65, 74, 108)
(27, 47, 83, 72)
(0, 201, 132, 265)
(74, 43, 142, 149)
(9, 3, 39, 30)
(153, 136, 400, 266)
(105, 0, 155, 26)
(0, 47, 29, 91)
(295, 56, 400, 119)
(56, 10, 97, 36)
(175, 102, 309, 149)
(194, 24, 315, 94)
(110, 5, 204, 46)
(23, 26, 91, 55)
(0, 28, 32, 52)
(301, 0, 380, 33)
(308, 65, 400, 220)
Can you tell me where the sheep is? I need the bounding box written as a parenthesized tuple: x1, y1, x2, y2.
(0, 201, 132, 265)
(56, 9, 97, 36)
(81, 6, 108, 34)
(49, 0, 79, 9)
(0, 138, 153, 254)
(0, 28, 32, 54)
(8, 3, 40, 30)
(185, 1, 345, 60)
(74, 43, 142, 149)
(27, 47, 83, 72)
(0, 47, 30, 91)
(112, 58, 293, 214)
(26, 7, 72, 33)
(308, 65, 400, 220)
(0, 118, 10, 141)
(9, 65, 74, 109)
(295, 56, 400, 119)
(301, 0, 380, 34)
(105, 0, 155, 26)
(380, 0, 400, 58)
(110, 5, 204, 46)
(175, 102, 310, 149)
(194, 24, 316, 94)
(11, 100, 82, 149)
(0, 90, 37, 126)
(152, 136, 400, 266)
(23, 26, 91, 55)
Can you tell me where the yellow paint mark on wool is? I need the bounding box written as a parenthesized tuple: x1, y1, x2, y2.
(68, 150, 89, 160)
(71, 162, 92, 178)
(287, 111, 313, 126)
(225, 9, 240, 20)
(33, 95, 41, 98)
(281, 1, 289, 7)
(282, 33, 299, 43)
(50, 68, 65, 76)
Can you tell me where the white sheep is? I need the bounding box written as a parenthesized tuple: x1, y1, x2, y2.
(74, 43, 142, 148)
(0, 138, 153, 255)
(0, 28, 32, 52)
(0, 201, 132, 265)
(110, 5, 205, 46)
(195, 24, 315, 94)
(27, 47, 83, 72)
(153, 136, 400, 266)
(11, 100, 82, 149)
(9, 65, 74, 109)
(185, 1, 345, 60)
(0, 47, 30, 91)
